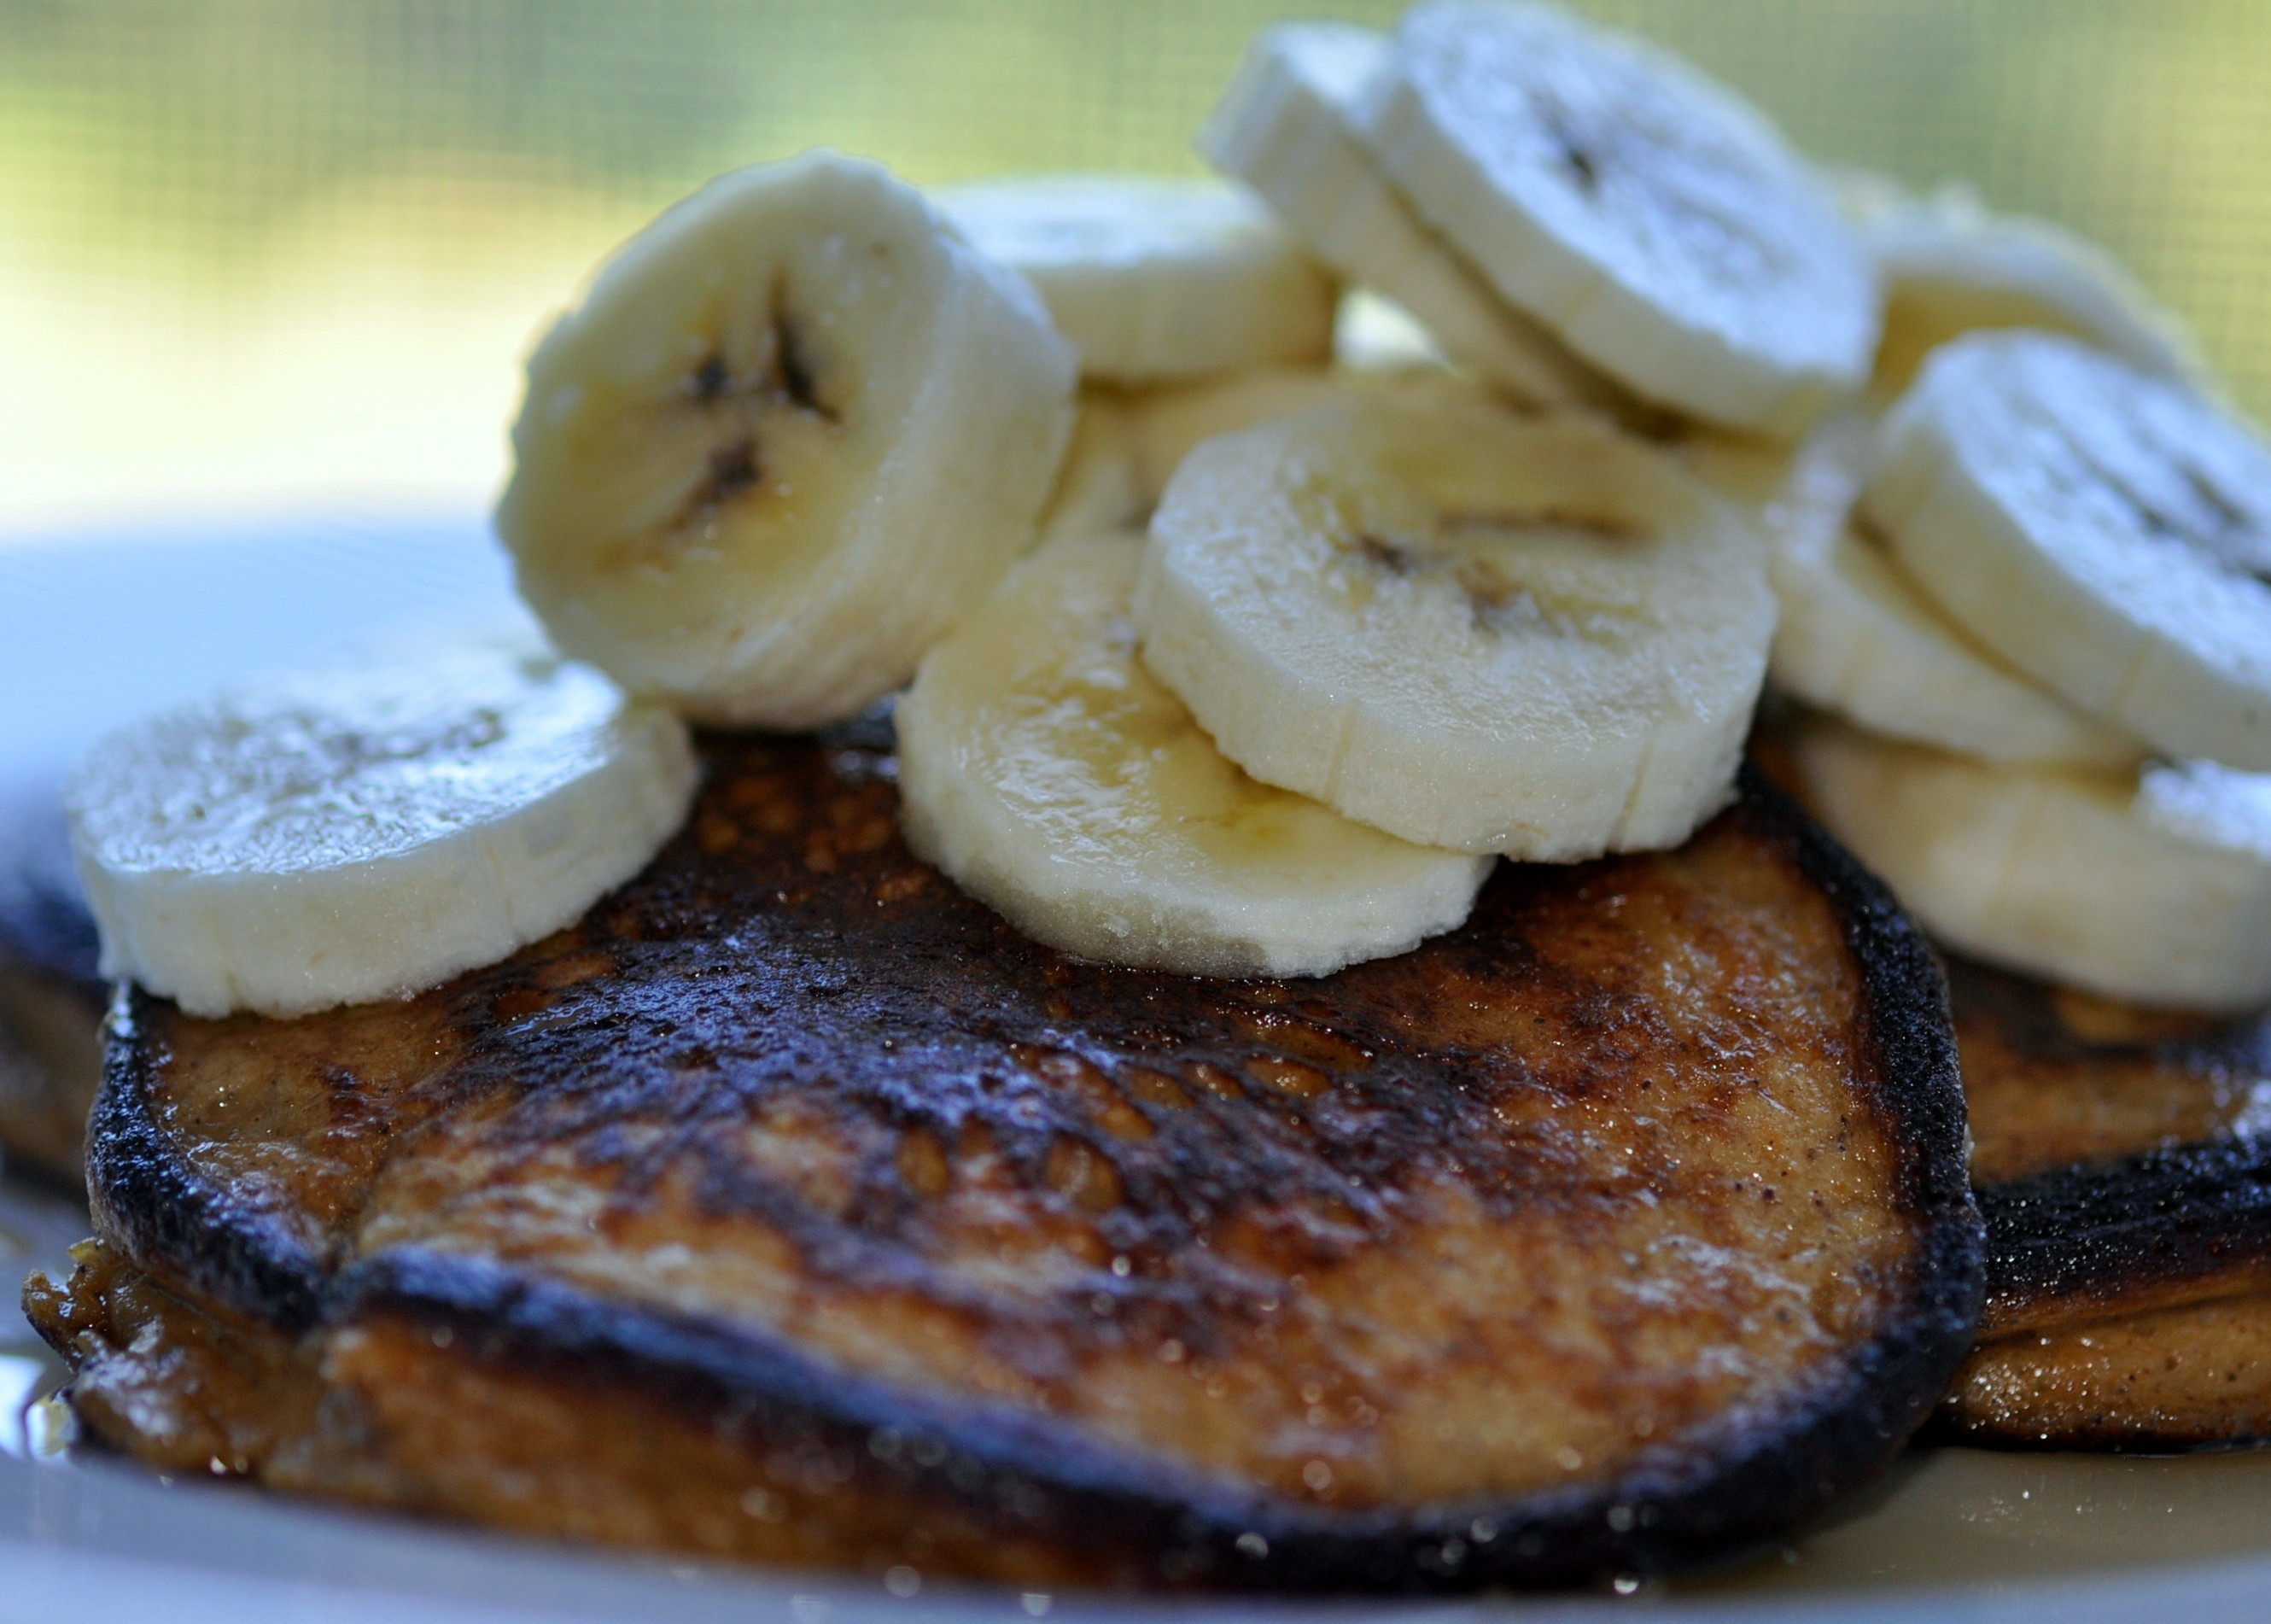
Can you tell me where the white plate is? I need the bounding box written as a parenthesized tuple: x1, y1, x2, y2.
(6, 517, 2271, 1623)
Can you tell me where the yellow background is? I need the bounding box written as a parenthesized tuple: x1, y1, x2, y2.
(2, 0, 2266, 532)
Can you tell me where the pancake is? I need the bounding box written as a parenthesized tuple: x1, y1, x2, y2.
(0, 780, 105, 1186)
(27, 728, 1980, 1590)
(1939, 960, 2271, 1451)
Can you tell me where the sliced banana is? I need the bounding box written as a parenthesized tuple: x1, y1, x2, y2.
(1135, 395, 1775, 859)
(935, 174, 1336, 383)
(898, 530, 1492, 978)
(1795, 721, 2271, 1013)
(1680, 400, 1873, 552)
(1037, 394, 1147, 544)
(1684, 401, 2134, 765)
(1334, 289, 1448, 371)
(497, 149, 1077, 729)
(1772, 523, 2145, 768)
(66, 633, 697, 1020)
(1130, 366, 1351, 507)
(1129, 364, 1487, 510)
(1864, 184, 2202, 395)
(1865, 330, 2271, 769)
(1352, 0, 1877, 436)
(1198, 20, 1620, 412)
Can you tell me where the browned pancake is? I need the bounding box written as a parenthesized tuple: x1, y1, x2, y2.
(27, 729, 1979, 1591)
(1940, 959, 2271, 1451)
(0, 780, 105, 1186)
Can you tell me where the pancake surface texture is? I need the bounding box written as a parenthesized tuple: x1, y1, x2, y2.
(32, 731, 1979, 1590)
(1944, 960, 2271, 1451)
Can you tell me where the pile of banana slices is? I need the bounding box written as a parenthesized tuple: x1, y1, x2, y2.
(67, 0, 2271, 1020)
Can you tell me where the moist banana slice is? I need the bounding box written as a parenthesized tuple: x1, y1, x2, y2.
(936, 175, 1336, 383)
(1199, 21, 1620, 411)
(1129, 367, 1349, 507)
(1036, 395, 1147, 545)
(1861, 184, 2201, 396)
(497, 150, 1077, 728)
(65, 633, 698, 1019)
(1772, 523, 2145, 768)
(1795, 720, 2271, 1012)
(1354, 0, 1877, 436)
(1865, 330, 2271, 769)
(1136, 396, 1775, 859)
(898, 530, 1492, 978)
(1127, 364, 1482, 509)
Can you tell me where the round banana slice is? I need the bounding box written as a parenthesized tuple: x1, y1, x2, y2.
(1865, 330, 2271, 770)
(1772, 523, 2145, 768)
(1354, 0, 1877, 436)
(497, 149, 1077, 728)
(1130, 367, 1350, 506)
(1795, 721, 2271, 1013)
(1135, 396, 1775, 859)
(66, 633, 698, 1020)
(1198, 20, 1621, 412)
(898, 530, 1492, 978)
(1036, 394, 1147, 545)
(1129, 364, 1486, 510)
(1864, 185, 2202, 395)
(935, 175, 1336, 383)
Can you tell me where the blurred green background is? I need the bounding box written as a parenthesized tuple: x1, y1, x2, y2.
(2, 0, 2266, 530)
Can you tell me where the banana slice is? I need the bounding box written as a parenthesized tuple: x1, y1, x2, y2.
(1353, 0, 1877, 436)
(1795, 721, 2271, 1013)
(1684, 400, 2138, 766)
(1334, 289, 1448, 370)
(1864, 184, 2202, 395)
(1129, 364, 1487, 510)
(1037, 394, 1147, 544)
(1130, 367, 1351, 506)
(66, 633, 697, 1019)
(898, 530, 1492, 978)
(1135, 395, 1774, 859)
(1772, 523, 2145, 768)
(1199, 20, 1621, 412)
(497, 149, 1077, 729)
(1865, 330, 2271, 770)
(935, 175, 1336, 383)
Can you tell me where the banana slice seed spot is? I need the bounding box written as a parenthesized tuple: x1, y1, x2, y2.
(499, 149, 1077, 727)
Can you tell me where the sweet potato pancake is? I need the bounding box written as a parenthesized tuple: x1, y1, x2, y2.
(27, 728, 1979, 1591)
(1941, 961, 2271, 1451)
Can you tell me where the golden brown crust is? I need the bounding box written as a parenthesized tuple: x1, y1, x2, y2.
(1954, 959, 2270, 1187)
(1939, 959, 2271, 1449)
(1942, 1291, 2271, 1452)
(48, 735, 1979, 1589)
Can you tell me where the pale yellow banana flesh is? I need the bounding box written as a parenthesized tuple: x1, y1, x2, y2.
(896, 529, 1491, 978)
(1856, 183, 2203, 398)
(67, 633, 697, 1019)
(1795, 720, 2271, 1013)
(1865, 330, 2271, 771)
(1136, 394, 1775, 858)
(1770, 523, 2145, 769)
(1355, 0, 1878, 436)
(936, 174, 1337, 383)
(498, 150, 1076, 728)
(1199, 20, 1623, 413)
